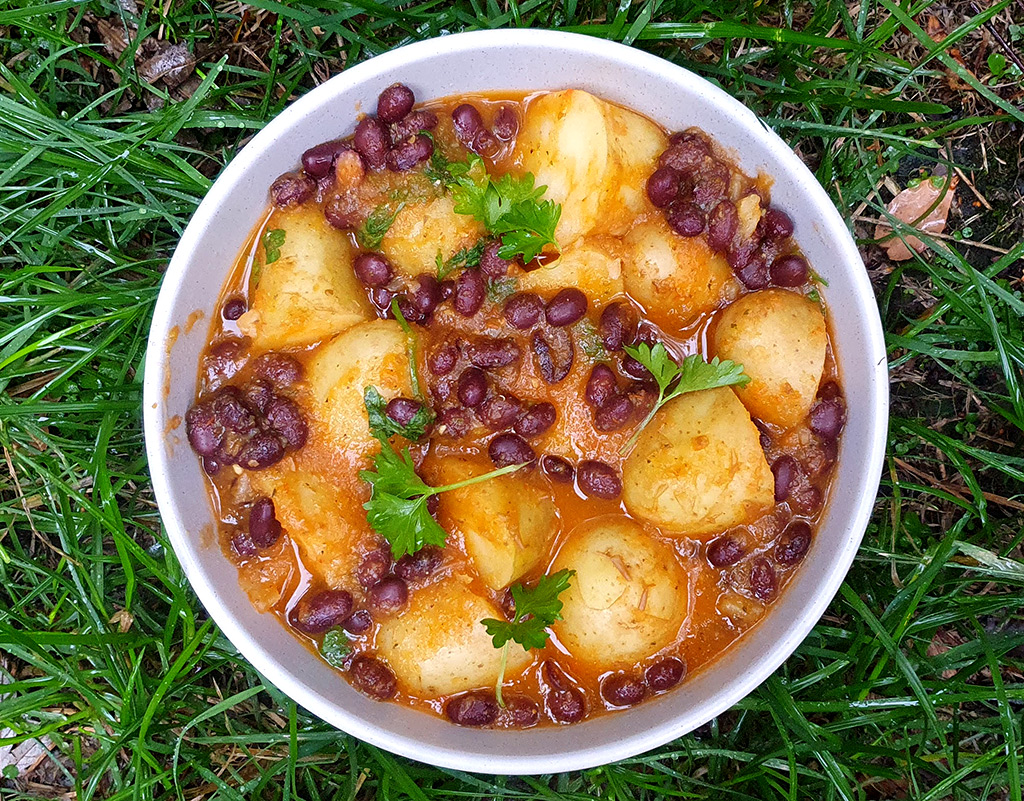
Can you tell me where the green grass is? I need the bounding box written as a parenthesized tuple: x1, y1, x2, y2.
(2, 0, 1023, 798)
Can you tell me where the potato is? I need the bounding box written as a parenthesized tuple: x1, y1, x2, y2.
(238, 206, 373, 350)
(623, 217, 739, 329)
(713, 289, 827, 429)
(517, 236, 624, 307)
(434, 457, 559, 590)
(551, 516, 688, 667)
(515, 90, 667, 246)
(622, 387, 774, 536)
(305, 320, 412, 459)
(376, 577, 532, 696)
(380, 195, 485, 277)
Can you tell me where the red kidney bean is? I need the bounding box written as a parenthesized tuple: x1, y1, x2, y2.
(386, 133, 433, 171)
(750, 558, 777, 601)
(428, 343, 458, 376)
(790, 483, 823, 515)
(437, 407, 473, 439)
(598, 302, 637, 352)
(231, 529, 258, 558)
(577, 460, 622, 499)
(472, 129, 500, 157)
(647, 166, 681, 208)
(477, 393, 522, 430)
(301, 140, 351, 178)
(666, 202, 705, 236)
(645, 657, 686, 692)
(479, 241, 508, 280)
(395, 545, 443, 581)
(692, 162, 730, 207)
(659, 133, 710, 175)
(505, 695, 540, 728)
(493, 105, 520, 140)
(446, 692, 499, 726)
(732, 249, 770, 290)
(542, 455, 575, 483)
(809, 398, 845, 440)
(772, 454, 800, 502)
(452, 103, 485, 146)
(410, 273, 442, 317)
(770, 254, 810, 287)
(457, 367, 487, 407)
(356, 548, 391, 589)
(353, 116, 389, 169)
(353, 252, 393, 288)
(531, 329, 574, 384)
(548, 688, 586, 723)
(620, 353, 653, 382)
(760, 207, 794, 241)
(369, 286, 395, 316)
(594, 393, 633, 432)
(236, 431, 286, 470)
(754, 419, 772, 451)
(488, 432, 536, 468)
(389, 109, 438, 142)
(385, 397, 424, 428)
(707, 200, 739, 252)
(438, 279, 455, 300)
(707, 536, 745, 567)
(270, 171, 315, 207)
(368, 576, 408, 615)
(376, 83, 415, 123)
(601, 673, 646, 707)
(394, 294, 425, 324)
(249, 497, 282, 548)
(291, 589, 354, 634)
(185, 395, 232, 456)
(454, 270, 485, 316)
(349, 655, 397, 700)
(265, 396, 307, 450)
(514, 402, 556, 438)
(222, 296, 246, 320)
(252, 352, 304, 386)
(504, 292, 544, 329)
(342, 609, 373, 635)
(468, 337, 521, 369)
(202, 456, 222, 476)
(243, 379, 274, 415)
(323, 195, 360, 230)
(776, 521, 812, 566)
(427, 494, 440, 518)
(545, 288, 588, 327)
(818, 380, 841, 401)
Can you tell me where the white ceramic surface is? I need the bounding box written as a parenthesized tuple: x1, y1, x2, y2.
(143, 29, 888, 774)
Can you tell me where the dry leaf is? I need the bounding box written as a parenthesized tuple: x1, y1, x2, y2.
(874, 176, 959, 260)
(137, 42, 195, 88)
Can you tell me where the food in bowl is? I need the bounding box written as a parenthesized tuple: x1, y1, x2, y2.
(183, 83, 846, 728)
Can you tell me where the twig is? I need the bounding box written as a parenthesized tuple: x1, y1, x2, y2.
(953, 165, 993, 210)
(970, 2, 1024, 73)
(853, 215, 1011, 254)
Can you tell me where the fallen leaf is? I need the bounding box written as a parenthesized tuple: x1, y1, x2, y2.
(137, 41, 195, 88)
(874, 176, 959, 260)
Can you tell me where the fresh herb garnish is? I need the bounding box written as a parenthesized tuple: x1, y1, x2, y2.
(809, 267, 829, 286)
(620, 343, 750, 453)
(436, 240, 487, 280)
(363, 386, 434, 441)
(574, 318, 607, 360)
(389, 298, 426, 400)
(357, 202, 404, 250)
(485, 275, 519, 303)
(481, 569, 575, 706)
(425, 146, 477, 189)
(320, 628, 352, 669)
(262, 228, 286, 265)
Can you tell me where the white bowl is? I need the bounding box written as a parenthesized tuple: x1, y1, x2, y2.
(143, 29, 887, 774)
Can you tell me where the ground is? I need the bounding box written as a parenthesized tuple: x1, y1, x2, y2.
(1, 1, 1023, 799)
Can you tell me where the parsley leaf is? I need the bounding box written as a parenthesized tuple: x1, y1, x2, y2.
(620, 343, 750, 453)
(436, 240, 487, 280)
(262, 228, 286, 265)
(363, 386, 434, 441)
(389, 299, 426, 400)
(320, 628, 352, 669)
(357, 202, 404, 250)
(485, 275, 519, 303)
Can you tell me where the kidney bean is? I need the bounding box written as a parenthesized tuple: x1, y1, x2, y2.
(241, 379, 273, 416)
(356, 548, 391, 589)
(437, 407, 472, 439)
(488, 432, 535, 468)
(645, 657, 686, 692)
(504, 292, 543, 329)
(659, 133, 710, 175)
(231, 529, 258, 558)
(548, 688, 586, 723)
(776, 522, 812, 566)
(386, 133, 433, 171)
(302, 140, 351, 178)
(692, 162, 730, 207)
(270, 171, 315, 207)
(770, 254, 810, 287)
(376, 83, 415, 123)
(647, 166, 681, 208)
(620, 353, 652, 382)
(601, 673, 646, 707)
(394, 294, 425, 324)
(531, 329, 574, 384)
(577, 460, 622, 499)
(202, 456, 222, 475)
(772, 454, 800, 502)
(457, 367, 487, 407)
(468, 337, 521, 369)
(472, 129, 500, 157)
(707, 536, 745, 567)
(707, 200, 739, 252)
(790, 483, 823, 515)
(454, 270, 485, 316)
(452, 103, 485, 146)
(478, 241, 507, 280)
(478, 394, 522, 430)
(626, 380, 658, 418)
(236, 431, 286, 470)
(390, 109, 437, 142)
(545, 288, 588, 327)
(446, 692, 499, 726)
(350, 655, 397, 700)
(291, 589, 354, 634)
(667, 201, 705, 237)
(598, 302, 637, 352)
(760, 207, 794, 241)
(732, 249, 770, 290)
(249, 497, 282, 548)
(369, 287, 395, 316)
(385, 397, 424, 428)
(368, 576, 408, 615)
(493, 105, 519, 140)
(750, 558, 777, 601)
(409, 273, 442, 318)
(514, 402, 556, 438)
(427, 343, 458, 376)
(542, 455, 575, 483)
(353, 116, 389, 169)
(342, 609, 373, 635)
(818, 380, 841, 401)
(809, 398, 845, 440)
(427, 494, 440, 518)
(222, 296, 246, 320)
(323, 195, 360, 230)
(265, 396, 307, 449)
(252, 352, 303, 386)
(353, 252, 393, 288)
(505, 696, 540, 728)
(594, 393, 633, 432)
(395, 545, 443, 581)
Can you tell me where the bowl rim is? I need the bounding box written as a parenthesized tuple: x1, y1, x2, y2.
(143, 27, 888, 774)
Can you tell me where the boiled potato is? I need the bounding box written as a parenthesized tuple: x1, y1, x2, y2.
(623, 387, 773, 536)
(551, 516, 688, 667)
(713, 289, 826, 429)
(376, 577, 532, 696)
(623, 217, 738, 329)
(305, 320, 411, 459)
(435, 457, 558, 590)
(515, 90, 667, 246)
(380, 195, 485, 276)
(518, 236, 624, 307)
(238, 206, 373, 350)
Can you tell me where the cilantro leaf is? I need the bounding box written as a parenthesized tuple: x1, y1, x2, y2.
(363, 386, 434, 441)
(320, 628, 352, 669)
(620, 343, 750, 453)
(481, 569, 575, 652)
(262, 228, 285, 265)
(357, 203, 404, 250)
